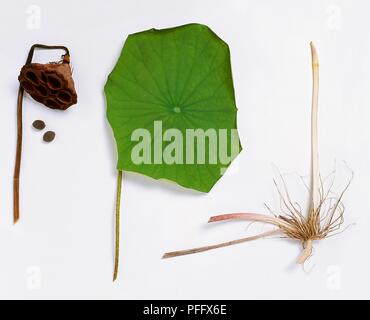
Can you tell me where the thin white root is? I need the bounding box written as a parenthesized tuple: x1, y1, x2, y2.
(297, 239, 313, 264)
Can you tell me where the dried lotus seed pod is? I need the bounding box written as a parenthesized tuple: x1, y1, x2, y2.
(18, 55, 77, 110)
(14, 44, 76, 224)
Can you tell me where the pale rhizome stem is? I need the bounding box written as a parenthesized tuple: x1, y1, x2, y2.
(310, 42, 320, 216)
(298, 42, 320, 264)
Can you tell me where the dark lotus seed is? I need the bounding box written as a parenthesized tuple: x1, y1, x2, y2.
(43, 131, 56, 143)
(32, 120, 46, 130)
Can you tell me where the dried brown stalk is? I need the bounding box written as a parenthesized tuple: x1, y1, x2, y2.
(163, 42, 352, 264)
(13, 44, 73, 223)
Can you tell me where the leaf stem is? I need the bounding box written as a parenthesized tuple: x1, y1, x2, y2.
(113, 170, 123, 281)
(13, 44, 70, 224)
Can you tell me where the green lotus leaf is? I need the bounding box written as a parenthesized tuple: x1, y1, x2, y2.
(105, 23, 242, 193)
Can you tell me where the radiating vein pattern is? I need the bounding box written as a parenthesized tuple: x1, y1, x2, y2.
(105, 23, 242, 192)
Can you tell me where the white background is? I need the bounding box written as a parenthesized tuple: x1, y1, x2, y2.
(0, 0, 369, 299)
